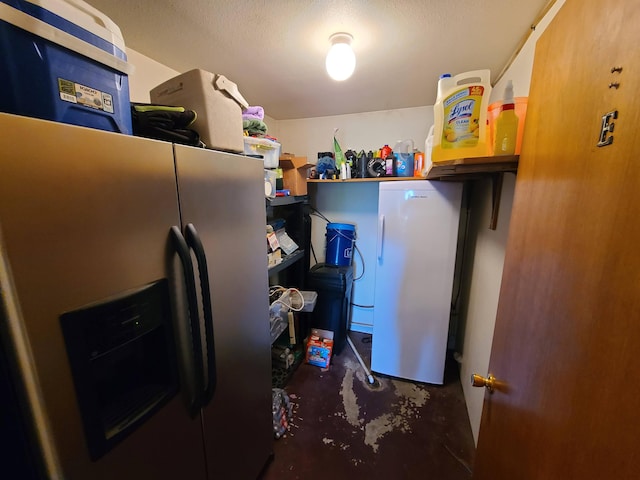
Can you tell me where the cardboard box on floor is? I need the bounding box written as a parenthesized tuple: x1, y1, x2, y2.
(305, 328, 334, 368)
(280, 154, 314, 196)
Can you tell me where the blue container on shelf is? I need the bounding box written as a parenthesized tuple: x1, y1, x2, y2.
(0, 0, 133, 134)
(394, 139, 415, 177)
(325, 222, 356, 267)
(395, 152, 415, 177)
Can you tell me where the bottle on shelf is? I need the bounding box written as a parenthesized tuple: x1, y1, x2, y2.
(393, 139, 414, 177)
(493, 80, 519, 156)
(432, 70, 492, 163)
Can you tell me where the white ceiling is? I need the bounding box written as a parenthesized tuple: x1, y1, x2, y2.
(85, 0, 551, 120)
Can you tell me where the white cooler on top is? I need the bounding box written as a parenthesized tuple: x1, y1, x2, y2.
(150, 69, 248, 153)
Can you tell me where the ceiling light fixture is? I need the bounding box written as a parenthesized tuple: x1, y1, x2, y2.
(325, 32, 355, 81)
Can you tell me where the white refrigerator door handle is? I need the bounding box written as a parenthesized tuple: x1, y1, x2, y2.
(377, 214, 385, 261)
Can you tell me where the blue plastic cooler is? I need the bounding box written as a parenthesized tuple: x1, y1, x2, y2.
(0, 0, 133, 134)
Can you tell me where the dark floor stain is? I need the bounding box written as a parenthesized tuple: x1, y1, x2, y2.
(259, 333, 476, 480)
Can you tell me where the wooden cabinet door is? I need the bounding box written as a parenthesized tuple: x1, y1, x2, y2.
(473, 1, 640, 478)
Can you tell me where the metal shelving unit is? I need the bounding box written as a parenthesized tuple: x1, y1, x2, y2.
(268, 249, 304, 276)
(266, 195, 311, 388)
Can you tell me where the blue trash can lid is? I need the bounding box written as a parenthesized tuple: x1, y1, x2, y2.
(326, 222, 356, 231)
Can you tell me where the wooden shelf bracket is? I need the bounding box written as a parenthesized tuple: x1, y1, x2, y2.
(490, 172, 505, 230)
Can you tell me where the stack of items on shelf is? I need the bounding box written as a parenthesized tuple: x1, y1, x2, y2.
(130, 103, 203, 147)
(314, 141, 426, 180)
(266, 218, 299, 268)
(269, 287, 318, 348)
(242, 105, 269, 137)
(269, 286, 318, 388)
(242, 105, 283, 188)
(242, 107, 312, 198)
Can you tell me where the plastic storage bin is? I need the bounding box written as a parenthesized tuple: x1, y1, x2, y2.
(150, 69, 248, 153)
(289, 290, 318, 313)
(274, 289, 318, 313)
(307, 263, 353, 355)
(0, 0, 133, 134)
(244, 137, 281, 168)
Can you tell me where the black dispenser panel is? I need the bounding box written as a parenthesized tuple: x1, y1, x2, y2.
(60, 279, 178, 461)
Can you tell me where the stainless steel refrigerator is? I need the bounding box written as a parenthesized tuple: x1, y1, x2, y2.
(0, 113, 273, 479)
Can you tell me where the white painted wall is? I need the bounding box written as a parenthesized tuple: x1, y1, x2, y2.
(126, 50, 180, 103)
(126, 49, 279, 134)
(459, 0, 565, 445)
(457, 174, 515, 442)
(306, 181, 379, 332)
(276, 106, 433, 163)
(276, 107, 433, 333)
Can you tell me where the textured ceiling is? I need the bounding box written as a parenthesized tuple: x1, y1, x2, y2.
(85, 0, 552, 120)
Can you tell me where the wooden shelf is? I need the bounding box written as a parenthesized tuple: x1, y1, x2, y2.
(425, 155, 519, 180)
(306, 156, 518, 183)
(266, 195, 308, 206)
(306, 156, 518, 230)
(423, 155, 519, 230)
(307, 176, 425, 183)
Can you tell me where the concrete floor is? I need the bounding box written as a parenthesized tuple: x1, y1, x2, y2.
(259, 332, 476, 480)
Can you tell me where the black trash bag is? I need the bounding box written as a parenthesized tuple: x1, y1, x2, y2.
(130, 102, 203, 147)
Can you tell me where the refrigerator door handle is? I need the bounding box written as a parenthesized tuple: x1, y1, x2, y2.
(170, 226, 205, 417)
(184, 223, 217, 406)
(377, 214, 385, 261)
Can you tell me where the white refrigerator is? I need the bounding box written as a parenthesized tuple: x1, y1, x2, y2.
(371, 180, 462, 384)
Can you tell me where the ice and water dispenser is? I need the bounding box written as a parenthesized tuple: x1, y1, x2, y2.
(60, 280, 178, 460)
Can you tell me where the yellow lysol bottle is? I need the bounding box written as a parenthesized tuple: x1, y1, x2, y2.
(432, 70, 492, 163)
